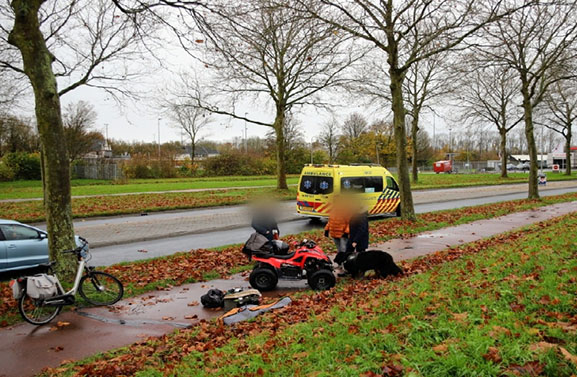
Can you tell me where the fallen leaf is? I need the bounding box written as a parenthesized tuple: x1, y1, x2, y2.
(184, 315, 198, 320)
(50, 346, 64, 352)
(559, 347, 577, 366)
(503, 361, 544, 376)
(162, 316, 175, 321)
(482, 346, 502, 363)
(432, 344, 448, 354)
(528, 342, 557, 353)
(187, 301, 199, 307)
(452, 312, 468, 323)
(137, 249, 148, 253)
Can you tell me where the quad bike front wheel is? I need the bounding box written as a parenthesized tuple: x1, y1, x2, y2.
(308, 269, 336, 290)
(249, 268, 278, 291)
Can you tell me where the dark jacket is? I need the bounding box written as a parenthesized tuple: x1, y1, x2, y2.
(346, 211, 369, 252)
(251, 213, 279, 241)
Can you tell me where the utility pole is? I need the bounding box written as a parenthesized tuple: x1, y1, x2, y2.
(310, 138, 314, 164)
(432, 112, 436, 154)
(540, 125, 544, 174)
(448, 126, 452, 162)
(157, 117, 161, 159)
(244, 112, 248, 153)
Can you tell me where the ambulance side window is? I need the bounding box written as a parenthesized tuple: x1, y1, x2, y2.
(386, 176, 399, 191)
(341, 177, 364, 193)
(364, 176, 383, 193)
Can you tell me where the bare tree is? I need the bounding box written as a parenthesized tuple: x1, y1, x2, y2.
(62, 101, 104, 163)
(301, 0, 517, 220)
(176, 0, 356, 189)
(342, 112, 367, 140)
(456, 64, 523, 178)
(479, 1, 577, 198)
(537, 79, 577, 175)
(3, 0, 157, 274)
(167, 103, 211, 162)
(405, 56, 450, 183)
(319, 119, 340, 163)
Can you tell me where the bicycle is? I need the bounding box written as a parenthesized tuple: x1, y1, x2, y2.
(11, 237, 124, 325)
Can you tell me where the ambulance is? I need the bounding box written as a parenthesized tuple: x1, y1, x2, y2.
(296, 164, 401, 218)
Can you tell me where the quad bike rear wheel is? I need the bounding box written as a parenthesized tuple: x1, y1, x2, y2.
(249, 268, 278, 291)
(308, 269, 336, 290)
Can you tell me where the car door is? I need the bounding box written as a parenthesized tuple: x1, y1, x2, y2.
(0, 224, 49, 271)
(0, 230, 7, 272)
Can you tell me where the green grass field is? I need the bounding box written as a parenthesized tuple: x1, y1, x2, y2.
(0, 175, 301, 200)
(1, 172, 576, 201)
(40, 211, 577, 377)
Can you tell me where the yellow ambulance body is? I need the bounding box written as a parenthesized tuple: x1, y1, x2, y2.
(296, 164, 401, 218)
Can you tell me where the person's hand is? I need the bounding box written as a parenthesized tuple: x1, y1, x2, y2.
(324, 230, 329, 237)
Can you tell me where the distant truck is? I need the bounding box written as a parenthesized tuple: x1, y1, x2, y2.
(433, 160, 453, 174)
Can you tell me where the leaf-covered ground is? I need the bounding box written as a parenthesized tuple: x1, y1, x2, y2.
(42, 210, 577, 377)
(2, 172, 577, 221)
(2, 193, 577, 328)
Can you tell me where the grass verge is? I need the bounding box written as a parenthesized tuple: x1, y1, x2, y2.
(0, 187, 297, 223)
(42, 210, 577, 377)
(0, 176, 301, 200)
(2, 192, 577, 329)
(0, 172, 575, 201)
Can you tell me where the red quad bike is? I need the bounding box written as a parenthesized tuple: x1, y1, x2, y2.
(243, 239, 335, 291)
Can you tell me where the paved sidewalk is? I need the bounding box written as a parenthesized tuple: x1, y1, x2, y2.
(1, 201, 576, 377)
(71, 181, 577, 247)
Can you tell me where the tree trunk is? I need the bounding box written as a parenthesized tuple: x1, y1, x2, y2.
(521, 83, 539, 199)
(410, 113, 419, 183)
(499, 128, 508, 178)
(390, 68, 415, 220)
(565, 124, 572, 175)
(274, 106, 288, 190)
(9, 0, 76, 275)
(190, 136, 195, 162)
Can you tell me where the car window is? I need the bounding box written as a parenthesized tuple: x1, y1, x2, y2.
(364, 176, 383, 193)
(341, 177, 365, 193)
(0, 225, 40, 241)
(342, 176, 384, 193)
(386, 176, 399, 191)
(299, 176, 333, 195)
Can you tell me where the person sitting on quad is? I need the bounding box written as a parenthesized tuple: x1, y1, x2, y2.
(251, 203, 280, 241)
(324, 195, 351, 266)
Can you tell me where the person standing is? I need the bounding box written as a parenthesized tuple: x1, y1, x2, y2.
(347, 206, 369, 254)
(324, 196, 350, 266)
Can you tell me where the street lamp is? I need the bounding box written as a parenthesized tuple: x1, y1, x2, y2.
(157, 117, 161, 159)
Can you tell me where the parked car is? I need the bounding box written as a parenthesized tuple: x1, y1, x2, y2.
(517, 162, 530, 171)
(0, 219, 84, 274)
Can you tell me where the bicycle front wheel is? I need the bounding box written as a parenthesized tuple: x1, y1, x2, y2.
(18, 294, 62, 325)
(78, 271, 124, 306)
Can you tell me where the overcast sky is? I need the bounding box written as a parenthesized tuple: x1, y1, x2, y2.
(39, 24, 451, 146)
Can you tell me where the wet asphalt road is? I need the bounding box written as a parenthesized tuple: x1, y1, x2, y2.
(90, 186, 577, 266)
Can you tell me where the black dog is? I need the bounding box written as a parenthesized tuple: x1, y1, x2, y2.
(343, 250, 403, 278)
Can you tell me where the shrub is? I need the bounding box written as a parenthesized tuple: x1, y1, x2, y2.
(0, 162, 15, 181)
(121, 155, 178, 179)
(2, 152, 41, 180)
(202, 152, 276, 176)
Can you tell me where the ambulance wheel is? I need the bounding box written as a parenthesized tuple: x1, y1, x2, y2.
(249, 268, 278, 291)
(395, 204, 402, 217)
(308, 269, 336, 291)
